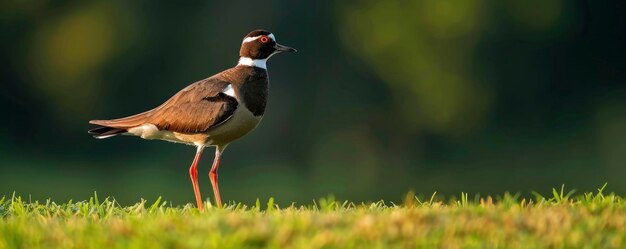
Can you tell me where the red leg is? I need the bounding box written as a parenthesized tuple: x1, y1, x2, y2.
(209, 147, 224, 207)
(189, 146, 204, 210)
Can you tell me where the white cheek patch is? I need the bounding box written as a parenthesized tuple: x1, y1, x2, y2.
(222, 84, 236, 97)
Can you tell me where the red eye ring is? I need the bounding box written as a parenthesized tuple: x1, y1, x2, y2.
(259, 36, 269, 43)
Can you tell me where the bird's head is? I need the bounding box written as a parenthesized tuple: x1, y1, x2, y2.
(238, 30, 296, 67)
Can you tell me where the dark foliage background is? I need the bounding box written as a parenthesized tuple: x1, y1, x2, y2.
(1, 0, 625, 205)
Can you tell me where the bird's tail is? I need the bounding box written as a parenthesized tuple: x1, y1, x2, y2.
(88, 111, 153, 139)
(88, 126, 127, 139)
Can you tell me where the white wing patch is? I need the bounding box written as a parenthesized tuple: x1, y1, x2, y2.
(223, 84, 236, 97)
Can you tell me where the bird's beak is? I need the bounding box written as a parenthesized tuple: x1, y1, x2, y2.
(274, 43, 297, 53)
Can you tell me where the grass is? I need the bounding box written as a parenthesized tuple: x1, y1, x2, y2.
(1, 185, 625, 249)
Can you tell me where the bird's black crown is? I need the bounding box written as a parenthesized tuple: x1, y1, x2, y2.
(244, 29, 272, 38)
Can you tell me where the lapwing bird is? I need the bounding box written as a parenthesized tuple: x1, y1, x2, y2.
(88, 30, 296, 209)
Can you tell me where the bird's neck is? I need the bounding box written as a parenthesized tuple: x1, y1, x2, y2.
(238, 57, 267, 70)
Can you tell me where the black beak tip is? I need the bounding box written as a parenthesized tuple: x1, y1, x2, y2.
(275, 44, 297, 53)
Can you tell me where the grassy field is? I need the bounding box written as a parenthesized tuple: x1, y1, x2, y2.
(1, 185, 625, 249)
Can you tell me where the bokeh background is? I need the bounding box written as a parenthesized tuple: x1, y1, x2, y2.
(1, 0, 625, 205)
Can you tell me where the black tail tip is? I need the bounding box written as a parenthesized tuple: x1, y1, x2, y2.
(88, 127, 126, 139)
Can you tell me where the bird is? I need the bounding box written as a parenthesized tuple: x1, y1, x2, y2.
(88, 30, 296, 209)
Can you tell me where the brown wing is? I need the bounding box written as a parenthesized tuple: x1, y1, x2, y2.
(90, 77, 238, 133)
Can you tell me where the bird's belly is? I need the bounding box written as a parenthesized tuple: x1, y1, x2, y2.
(126, 106, 262, 147)
(204, 105, 262, 146)
(127, 124, 207, 146)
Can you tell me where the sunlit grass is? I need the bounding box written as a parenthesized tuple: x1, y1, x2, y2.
(1, 185, 625, 248)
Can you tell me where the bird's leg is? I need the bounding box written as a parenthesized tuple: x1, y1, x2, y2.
(209, 147, 224, 208)
(189, 146, 205, 210)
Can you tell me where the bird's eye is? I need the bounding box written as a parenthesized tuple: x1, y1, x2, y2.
(259, 36, 269, 43)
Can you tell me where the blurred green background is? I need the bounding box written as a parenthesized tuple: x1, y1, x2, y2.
(1, 0, 625, 205)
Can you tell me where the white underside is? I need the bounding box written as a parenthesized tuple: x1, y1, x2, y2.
(126, 105, 262, 147)
(205, 105, 262, 145)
